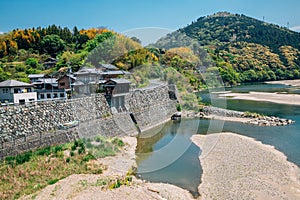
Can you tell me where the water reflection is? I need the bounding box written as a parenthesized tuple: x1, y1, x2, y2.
(136, 120, 202, 197)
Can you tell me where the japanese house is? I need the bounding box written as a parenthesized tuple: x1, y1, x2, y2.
(0, 80, 37, 105)
(104, 78, 131, 112)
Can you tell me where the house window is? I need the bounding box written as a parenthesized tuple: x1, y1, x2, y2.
(26, 88, 32, 92)
(2, 88, 9, 93)
(29, 98, 35, 102)
(53, 93, 58, 98)
(60, 93, 65, 98)
(47, 94, 51, 99)
(19, 99, 25, 105)
(14, 88, 19, 93)
(40, 94, 45, 99)
(60, 82, 65, 87)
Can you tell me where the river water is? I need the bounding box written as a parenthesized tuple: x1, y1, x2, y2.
(136, 82, 300, 196)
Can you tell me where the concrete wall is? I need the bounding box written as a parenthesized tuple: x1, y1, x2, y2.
(0, 85, 177, 160)
(13, 92, 37, 104)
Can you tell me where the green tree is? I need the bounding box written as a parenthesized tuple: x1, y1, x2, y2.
(241, 69, 258, 82)
(293, 69, 300, 79)
(25, 58, 39, 68)
(0, 67, 11, 81)
(216, 61, 239, 86)
(85, 31, 114, 52)
(40, 34, 65, 57)
(267, 70, 276, 81)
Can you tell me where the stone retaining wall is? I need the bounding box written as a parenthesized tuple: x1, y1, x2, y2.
(0, 85, 177, 160)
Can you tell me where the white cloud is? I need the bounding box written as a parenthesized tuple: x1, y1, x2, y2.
(291, 26, 300, 32)
(0, 31, 3, 35)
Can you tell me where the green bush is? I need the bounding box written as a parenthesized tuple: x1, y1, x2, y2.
(71, 144, 77, 151)
(15, 151, 32, 165)
(95, 179, 108, 186)
(112, 138, 124, 147)
(48, 179, 59, 185)
(74, 140, 79, 147)
(95, 136, 105, 143)
(109, 179, 121, 189)
(66, 157, 71, 163)
(5, 156, 16, 167)
(52, 145, 63, 153)
(78, 147, 85, 155)
(35, 146, 51, 156)
(82, 153, 95, 162)
(176, 103, 182, 111)
(85, 141, 93, 149)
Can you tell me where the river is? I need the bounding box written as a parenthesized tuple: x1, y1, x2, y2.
(135, 82, 300, 197)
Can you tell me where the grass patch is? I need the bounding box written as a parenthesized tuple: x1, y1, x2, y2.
(242, 111, 264, 118)
(108, 176, 133, 189)
(0, 136, 125, 199)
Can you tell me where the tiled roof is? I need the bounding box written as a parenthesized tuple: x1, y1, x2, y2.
(100, 70, 131, 75)
(75, 67, 100, 75)
(106, 78, 131, 84)
(58, 74, 77, 80)
(0, 80, 33, 88)
(32, 78, 57, 84)
(28, 74, 45, 78)
(100, 64, 118, 70)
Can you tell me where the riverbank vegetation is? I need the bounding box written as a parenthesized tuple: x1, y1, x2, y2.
(0, 136, 125, 199)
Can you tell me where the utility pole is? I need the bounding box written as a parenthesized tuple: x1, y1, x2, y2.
(67, 62, 72, 98)
(51, 74, 53, 99)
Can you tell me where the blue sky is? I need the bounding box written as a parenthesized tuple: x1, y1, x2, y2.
(1, 0, 300, 34)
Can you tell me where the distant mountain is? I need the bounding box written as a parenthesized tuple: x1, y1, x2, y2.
(155, 12, 300, 82)
(182, 12, 300, 51)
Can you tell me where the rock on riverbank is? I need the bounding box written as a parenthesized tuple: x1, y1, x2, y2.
(182, 106, 295, 126)
(192, 133, 300, 200)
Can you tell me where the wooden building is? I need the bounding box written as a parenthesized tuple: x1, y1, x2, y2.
(104, 78, 131, 112)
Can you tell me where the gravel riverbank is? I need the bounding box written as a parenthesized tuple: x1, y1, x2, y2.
(219, 91, 300, 106)
(191, 133, 300, 200)
(266, 79, 300, 87)
(21, 136, 195, 200)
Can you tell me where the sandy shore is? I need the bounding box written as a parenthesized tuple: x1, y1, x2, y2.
(191, 133, 300, 200)
(22, 136, 194, 200)
(219, 91, 300, 106)
(266, 79, 300, 87)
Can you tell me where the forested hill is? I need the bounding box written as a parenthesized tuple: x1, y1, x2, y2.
(182, 12, 300, 52)
(156, 12, 300, 83)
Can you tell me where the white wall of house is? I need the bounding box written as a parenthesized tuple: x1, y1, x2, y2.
(13, 92, 37, 104)
(37, 91, 66, 100)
